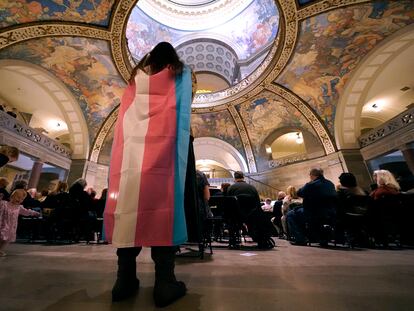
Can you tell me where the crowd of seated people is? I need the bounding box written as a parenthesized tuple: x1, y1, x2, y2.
(0, 175, 108, 243)
(208, 167, 414, 249)
(0, 160, 413, 249)
(280, 169, 414, 247)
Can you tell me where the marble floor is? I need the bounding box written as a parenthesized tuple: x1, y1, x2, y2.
(1, 240, 414, 311)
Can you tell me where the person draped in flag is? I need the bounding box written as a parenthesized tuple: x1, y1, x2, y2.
(104, 42, 196, 307)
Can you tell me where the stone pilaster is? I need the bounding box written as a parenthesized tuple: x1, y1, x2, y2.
(400, 143, 414, 175)
(28, 160, 44, 189)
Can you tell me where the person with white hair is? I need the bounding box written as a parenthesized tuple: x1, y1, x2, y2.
(370, 169, 400, 200)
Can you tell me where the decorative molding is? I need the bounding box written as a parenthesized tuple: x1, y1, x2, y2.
(359, 106, 414, 148)
(109, 0, 137, 82)
(268, 153, 308, 168)
(297, 0, 371, 20)
(227, 106, 257, 173)
(0, 110, 72, 163)
(265, 84, 336, 154)
(89, 106, 119, 163)
(262, 0, 298, 84)
(0, 23, 111, 50)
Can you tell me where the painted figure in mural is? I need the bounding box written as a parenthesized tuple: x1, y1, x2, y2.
(104, 42, 194, 307)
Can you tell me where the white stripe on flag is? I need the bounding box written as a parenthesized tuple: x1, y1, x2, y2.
(112, 72, 150, 246)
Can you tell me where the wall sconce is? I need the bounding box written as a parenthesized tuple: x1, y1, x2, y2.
(265, 145, 272, 154)
(296, 132, 303, 144)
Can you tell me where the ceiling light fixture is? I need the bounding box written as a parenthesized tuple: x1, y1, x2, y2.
(296, 132, 303, 144)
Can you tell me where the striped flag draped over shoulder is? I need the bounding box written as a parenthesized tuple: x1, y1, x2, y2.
(104, 65, 192, 248)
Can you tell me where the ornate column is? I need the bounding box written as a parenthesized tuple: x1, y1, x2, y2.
(400, 143, 414, 175)
(28, 160, 44, 189)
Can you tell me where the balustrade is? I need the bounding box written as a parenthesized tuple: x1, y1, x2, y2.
(359, 106, 414, 148)
(0, 110, 72, 158)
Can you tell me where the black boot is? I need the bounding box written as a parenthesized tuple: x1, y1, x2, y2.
(151, 246, 186, 308)
(112, 247, 141, 302)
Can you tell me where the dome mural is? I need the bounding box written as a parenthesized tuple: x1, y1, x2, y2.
(127, 0, 280, 92)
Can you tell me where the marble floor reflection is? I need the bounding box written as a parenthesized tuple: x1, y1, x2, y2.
(1, 240, 414, 311)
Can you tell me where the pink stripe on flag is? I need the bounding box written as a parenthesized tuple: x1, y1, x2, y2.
(135, 70, 177, 245)
(104, 83, 136, 242)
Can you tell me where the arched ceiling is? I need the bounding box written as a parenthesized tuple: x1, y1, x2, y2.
(0, 0, 413, 173)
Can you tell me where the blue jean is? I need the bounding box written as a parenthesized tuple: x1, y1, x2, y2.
(286, 207, 306, 243)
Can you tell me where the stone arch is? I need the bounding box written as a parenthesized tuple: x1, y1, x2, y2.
(0, 59, 89, 159)
(265, 84, 336, 154)
(335, 24, 414, 150)
(262, 126, 324, 160)
(193, 137, 249, 173)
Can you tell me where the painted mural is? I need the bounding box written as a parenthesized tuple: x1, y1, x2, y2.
(191, 110, 245, 159)
(277, 0, 414, 134)
(0, 37, 125, 142)
(237, 91, 318, 169)
(98, 123, 114, 165)
(0, 0, 115, 28)
(127, 0, 279, 61)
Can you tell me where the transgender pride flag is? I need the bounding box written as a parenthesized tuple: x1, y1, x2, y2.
(104, 65, 192, 248)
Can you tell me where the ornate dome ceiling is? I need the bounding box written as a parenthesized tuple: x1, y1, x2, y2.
(127, 0, 280, 96)
(0, 0, 413, 174)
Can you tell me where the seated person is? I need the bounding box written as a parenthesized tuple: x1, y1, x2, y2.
(227, 171, 260, 202)
(227, 171, 274, 249)
(281, 186, 302, 237)
(337, 172, 366, 198)
(12, 181, 41, 210)
(370, 170, 400, 200)
(271, 191, 285, 237)
(214, 182, 231, 196)
(196, 170, 211, 219)
(261, 198, 273, 212)
(287, 168, 337, 246)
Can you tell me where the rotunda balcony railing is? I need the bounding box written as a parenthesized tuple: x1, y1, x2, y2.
(0, 110, 72, 158)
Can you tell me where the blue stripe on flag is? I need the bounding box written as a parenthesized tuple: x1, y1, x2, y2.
(172, 65, 192, 245)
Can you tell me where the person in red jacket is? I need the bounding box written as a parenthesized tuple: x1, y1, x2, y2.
(370, 170, 400, 200)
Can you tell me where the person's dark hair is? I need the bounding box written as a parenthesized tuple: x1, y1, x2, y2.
(129, 42, 183, 83)
(57, 181, 68, 193)
(100, 188, 108, 201)
(41, 189, 49, 196)
(0, 145, 19, 160)
(339, 172, 357, 188)
(309, 168, 323, 178)
(90, 190, 97, 199)
(12, 180, 28, 191)
(71, 178, 87, 190)
(221, 183, 231, 195)
(234, 171, 244, 179)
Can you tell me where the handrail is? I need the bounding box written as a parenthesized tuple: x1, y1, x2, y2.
(359, 105, 414, 148)
(226, 168, 283, 195)
(0, 110, 72, 158)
